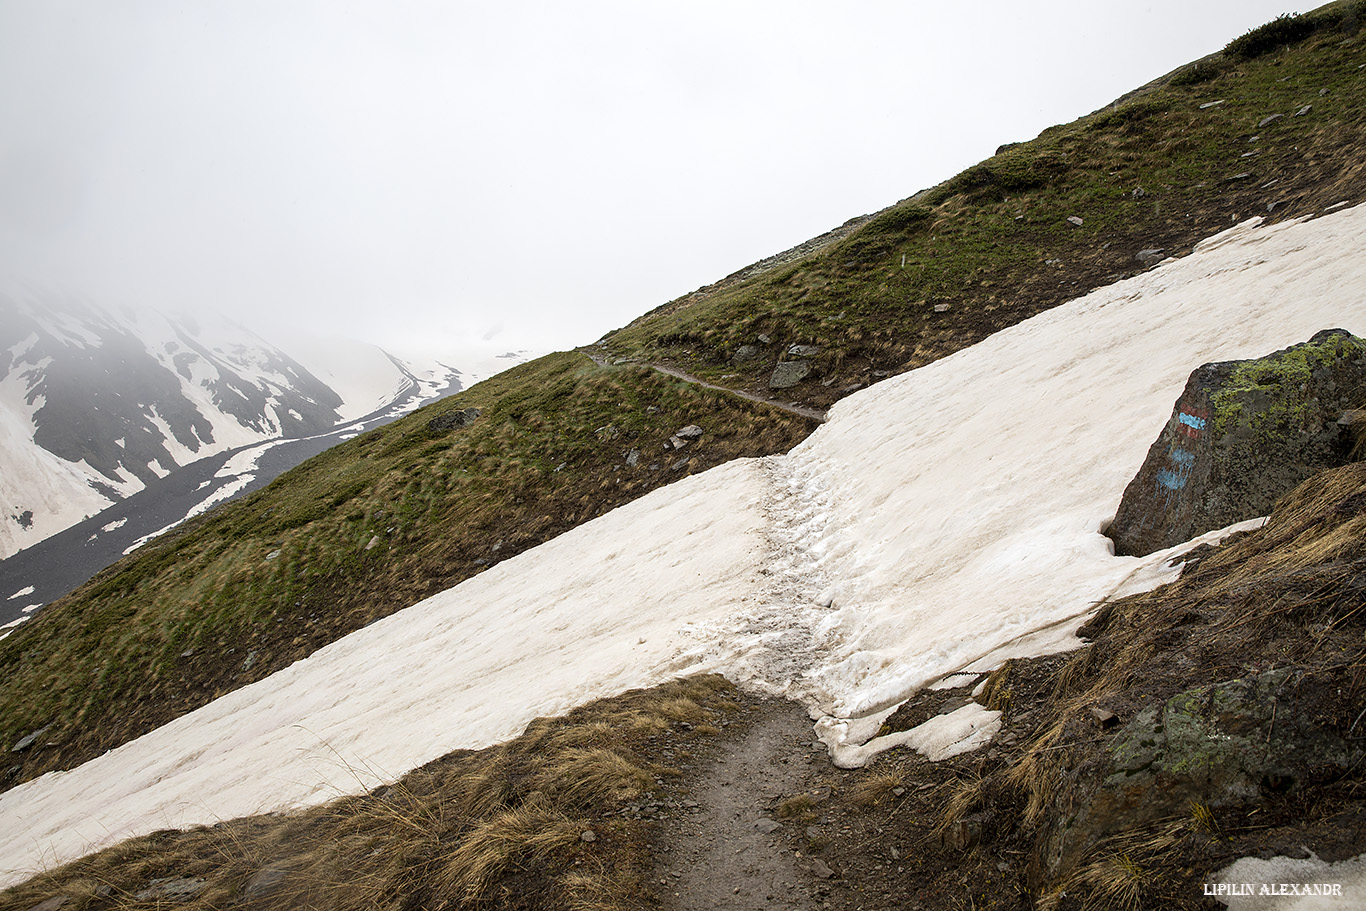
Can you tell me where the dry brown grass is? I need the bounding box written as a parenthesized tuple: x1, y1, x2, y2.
(1, 674, 739, 911)
(1040, 818, 1194, 911)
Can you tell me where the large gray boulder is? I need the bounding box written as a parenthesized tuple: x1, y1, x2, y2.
(770, 360, 811, 389)
(1108, 329, 1366, 556)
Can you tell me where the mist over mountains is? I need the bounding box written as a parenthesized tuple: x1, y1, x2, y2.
(0, 293, 477, 559)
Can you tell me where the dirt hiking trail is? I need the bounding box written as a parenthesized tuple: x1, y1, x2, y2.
(654, 698, 833, 911)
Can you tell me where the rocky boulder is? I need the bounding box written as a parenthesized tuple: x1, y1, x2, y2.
(1108, 329, 1366, 556)
(770, 361, 811, 389)
(427, 407, 481, 434)
(1039, 667, 1365, 886)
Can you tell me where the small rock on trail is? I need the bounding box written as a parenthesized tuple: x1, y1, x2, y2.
(655, 698, 824, 911)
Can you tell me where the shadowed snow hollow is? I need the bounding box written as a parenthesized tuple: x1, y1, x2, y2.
(2, 206, 1365, 884)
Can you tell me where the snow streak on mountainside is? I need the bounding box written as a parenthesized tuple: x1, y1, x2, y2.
(3, 205, 1365, 884)
(0, 295, 464, 559)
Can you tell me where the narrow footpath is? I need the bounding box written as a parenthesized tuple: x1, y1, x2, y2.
(584, 350, 828, 423)
(654, 699, 828, 911)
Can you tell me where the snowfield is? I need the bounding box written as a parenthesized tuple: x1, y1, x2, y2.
(3, 207, 1366, 884)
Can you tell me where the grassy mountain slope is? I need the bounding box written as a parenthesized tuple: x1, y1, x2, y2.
(2, 0, 1364, 835)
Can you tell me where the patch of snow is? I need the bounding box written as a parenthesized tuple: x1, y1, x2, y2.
(6, 586, 35, 601)
(101, 518, 128, 533)
(1, 206, 1365, 884)
(1212, 851, 1366, 909)
(820, 703, 1003, 768)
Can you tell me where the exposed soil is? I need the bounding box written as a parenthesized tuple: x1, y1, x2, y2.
(654, 699, 824, 911)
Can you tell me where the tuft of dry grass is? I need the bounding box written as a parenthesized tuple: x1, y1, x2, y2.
(436, 802, 584, 902)
(851, 768, 907, 809)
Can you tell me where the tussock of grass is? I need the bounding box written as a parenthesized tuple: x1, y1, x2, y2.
(1, 674, 740, 911)
(850, 770, 906, 809)
(436, 802, 583, 902)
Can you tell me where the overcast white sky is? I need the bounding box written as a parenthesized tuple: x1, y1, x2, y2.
(0, 1, 1307, 357)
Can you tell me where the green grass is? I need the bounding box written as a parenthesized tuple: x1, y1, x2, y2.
(2, 10, 1365, 906)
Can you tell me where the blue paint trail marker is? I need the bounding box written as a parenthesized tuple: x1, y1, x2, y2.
(1157, 468, 1187, 491)
(1178, 412, 1207, 431)
(1169, 448, 1196, 467)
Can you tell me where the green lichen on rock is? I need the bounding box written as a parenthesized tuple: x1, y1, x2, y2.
(1211, 330, 1366, 438)
(1104, 667, 1361, 803)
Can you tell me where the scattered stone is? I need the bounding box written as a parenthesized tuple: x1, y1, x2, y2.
(625, 449, 640, 467)
(811, 858, 837, 880)
(365, 535, 380, 551)
(1132, 186, 1146, 198)
(769, 361, 811, 389)
(939, 695, 974, 714)
(580, 829, 598, 843)
(1199, 99, 1225, 109)
(1108, 329, 1366, 556)
(1066, 215, 1084, 227)
(426, 407, 481, 434)
(669, 436, 688, 450)
(755, 817, 781, 834)
(135, 878, 207, 902)
(1135, 248, 1166, 267)
(933, 303, 951, 313)
(670, 458, 689, 472)
(805, 825, 825, 839)
(1320, 87, 1329, 96)
(674, 425, 704, 441)
(1226, 172, 1253, 181)
(241, 650, 258, 672)
(1295, 104, 1312, 116)
(11, 725, 52, 753)
(265, 549, 281, 561)
(1089, 706, 1118, 729)
(788, 345, 820, 357)
(732, 345, 760, 364)
(756, 334, 772, 345)
(1258, 113, 1284, 127)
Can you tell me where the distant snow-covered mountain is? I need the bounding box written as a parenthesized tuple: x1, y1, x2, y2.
(0, 293, 488, 558)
